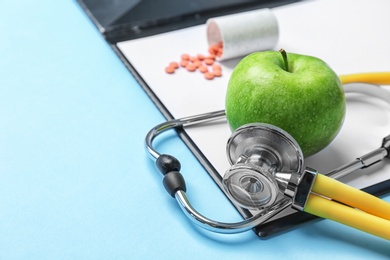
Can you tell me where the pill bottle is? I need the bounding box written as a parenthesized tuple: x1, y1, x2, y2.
(206, 8, 279, 61)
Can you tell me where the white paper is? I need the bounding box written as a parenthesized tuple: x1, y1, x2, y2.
(117, 0, 390, 190)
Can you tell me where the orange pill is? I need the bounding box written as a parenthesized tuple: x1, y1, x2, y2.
(212, 64, 221, 70)
(209, 43, 221, 53)
(181, 54, 190, 60)
(180, 60, 189, 67)
(186, 63, 197, 72)
(208, 42, 223, 57)
(204, 58, 214, 65)
(208, 46, 217, 55)
(169, 61, 179, 69)
(206, 54, 216, 60)
(213, 69, 222, 77)
(165, 66, 176, 74)
(197, 54, 205, 60)
(199, 65, 208, 73)
(204, 72, 215, 80)
(193, 60, 202, 68)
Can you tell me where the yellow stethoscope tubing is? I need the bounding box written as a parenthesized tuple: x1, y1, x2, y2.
(340, 72, 390, 85)
(305, 192, 390, 240)
(305, 174, 390, 240)
(303, 174, 390, 240)
(312, 174, 390, 220)
(308, 71, 390, 239)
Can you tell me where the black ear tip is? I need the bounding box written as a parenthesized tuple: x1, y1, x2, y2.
(156, 154, 181, 175)
(163, 171, 186, 197)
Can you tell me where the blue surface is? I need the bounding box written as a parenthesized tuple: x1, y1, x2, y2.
(0, 1, 389, 259)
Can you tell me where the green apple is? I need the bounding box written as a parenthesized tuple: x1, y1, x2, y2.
(226, 50, 345, 156)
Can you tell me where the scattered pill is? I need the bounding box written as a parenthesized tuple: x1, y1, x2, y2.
(169, 62, 179, 69)
(204, 72, 215, 80)
(197, 54, 205, 60)
(186, 63, 197, 72)
(193, 60, 202, 68)
(199, 65, 208, 73)
(213, 69, 222, 77)
(180, 59, 188, 67)
(206, 54, 216, 60)
(164, 43, 224, 80)
(204, 58, 214, 65)
(212, 64, 221, 70)
(181, 54, 190, 60)
(165, 66, 176, 74)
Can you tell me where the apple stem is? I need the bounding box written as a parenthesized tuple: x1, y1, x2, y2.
(279, 49, 289, 72)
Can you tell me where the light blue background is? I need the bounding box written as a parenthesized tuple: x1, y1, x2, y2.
(0, 1, 389, 259)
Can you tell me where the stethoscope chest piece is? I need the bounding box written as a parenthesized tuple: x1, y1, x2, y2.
(223, 123, 304, 209)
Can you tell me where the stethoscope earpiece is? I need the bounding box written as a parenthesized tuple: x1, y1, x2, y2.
(223, 123, 304, 209)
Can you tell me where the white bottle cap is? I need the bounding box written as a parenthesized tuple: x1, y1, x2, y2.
(206, 8, 279, 61)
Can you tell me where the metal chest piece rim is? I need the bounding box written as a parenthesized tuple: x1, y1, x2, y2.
(223, 123, 304, 210)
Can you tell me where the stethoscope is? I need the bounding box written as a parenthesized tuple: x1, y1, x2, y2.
(145, 73, 390, 240)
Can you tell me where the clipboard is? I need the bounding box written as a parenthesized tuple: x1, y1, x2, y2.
(77, 0, 390, 238)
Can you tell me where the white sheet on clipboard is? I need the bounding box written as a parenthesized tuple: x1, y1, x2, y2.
(117, 0, 390, 190)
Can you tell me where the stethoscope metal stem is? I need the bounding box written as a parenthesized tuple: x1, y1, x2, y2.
(327, 146, 389, 179)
